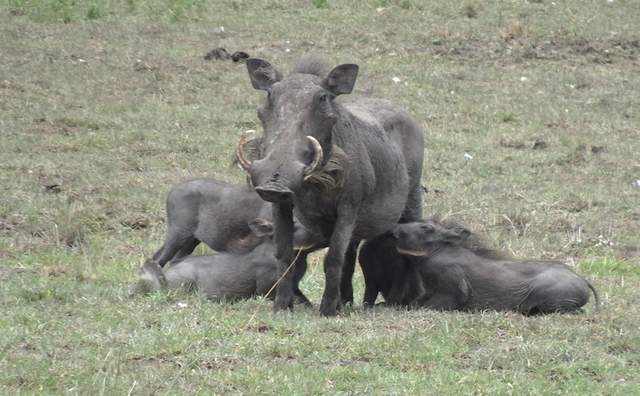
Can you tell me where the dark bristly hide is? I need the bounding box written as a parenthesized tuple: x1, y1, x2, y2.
(301, 144, 349, 192)
(289, 56, 330, 77)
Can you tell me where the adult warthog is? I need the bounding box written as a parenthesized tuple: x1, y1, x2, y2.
(391, 220, 599, 314)
(237, 57, 424, 316)
(150, 178, 323, 305)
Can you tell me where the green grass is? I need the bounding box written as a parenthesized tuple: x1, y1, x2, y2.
(1, 0, 639, 393)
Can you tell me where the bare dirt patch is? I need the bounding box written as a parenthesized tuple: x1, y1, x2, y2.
(426, 36, 639, 65)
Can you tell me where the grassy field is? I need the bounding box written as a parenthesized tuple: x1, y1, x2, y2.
(1, 0, 639, 393)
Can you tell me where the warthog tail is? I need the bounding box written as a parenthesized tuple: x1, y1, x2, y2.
(585, 279, 600, 311)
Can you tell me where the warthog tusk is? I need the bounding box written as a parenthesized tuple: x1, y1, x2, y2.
(303, 136, 323, 179)
(395, 247, 429, 257)
(236, 130, 255, 172)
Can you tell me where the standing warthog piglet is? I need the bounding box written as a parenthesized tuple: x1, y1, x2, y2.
(134, 218, 319, 301)
(152, 178, 273, 264)
(390, 220, 599, 314)
(149, 178, 324, 305)
(237, 56, 424, 316)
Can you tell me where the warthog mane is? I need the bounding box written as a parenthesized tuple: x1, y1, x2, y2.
(430, 216, 512, 260)
(289, 56, 330, 77)
(304, 145, 349, 192)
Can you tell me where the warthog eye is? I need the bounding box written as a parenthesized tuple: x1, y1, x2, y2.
(420, 223, 435, 233)
(257, 108, 266, 122)
(316, 92, 336, 119)
(265, 88, 276, 105)
(316, 91, 334, 106)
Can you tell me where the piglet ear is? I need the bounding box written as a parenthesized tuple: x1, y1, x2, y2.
(420, 222, 436, 233)
(445, 227, 471, 245)
(248, 218, 274, 237)
(322, 64, 359, 95)
(246, 58, 282, 91)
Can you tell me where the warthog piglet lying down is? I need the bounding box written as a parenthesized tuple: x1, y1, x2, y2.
(134, 218, 319, 302)
(393, 221, 599, 314)
(150, 177, 326, 305)
(362, 220, 598, 314)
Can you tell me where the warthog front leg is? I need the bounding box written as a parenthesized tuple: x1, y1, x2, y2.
(320, 209, 357, 317)
(292, 251, 312, 306)
(340, 240, 359, 306)
(152, 234, 198, 267)
(362, 283, 379, 308)
(273, 202, 296, 312)
(414, 276, 470, 311)
(385, 265, 411, 306)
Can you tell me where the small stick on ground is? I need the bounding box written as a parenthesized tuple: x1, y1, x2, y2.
(241, 248, 304, 331)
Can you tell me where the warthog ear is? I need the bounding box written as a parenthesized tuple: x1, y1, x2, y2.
(445, 226, 471, 245)
(420, 222, 436, 233)
(248, 218, 275, 237)
(322, 64, 359, 95)
(246, 58, 282, 91)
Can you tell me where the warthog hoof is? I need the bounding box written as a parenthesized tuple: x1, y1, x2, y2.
(320, 296, 339, 317)
(341, 295, 354, 307)
(273, 296, 294, 313)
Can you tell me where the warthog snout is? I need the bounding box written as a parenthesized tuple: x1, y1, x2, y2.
(237, 132, 324, 204)
(254, 182, 294, 202)
(249, 155, 305, 203)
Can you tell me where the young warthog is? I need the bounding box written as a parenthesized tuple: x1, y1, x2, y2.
(150, 178, 323, 305)
(391, 220, 599, 314)
(152, 178, 272, 265)
(135, 218, 317, 301)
